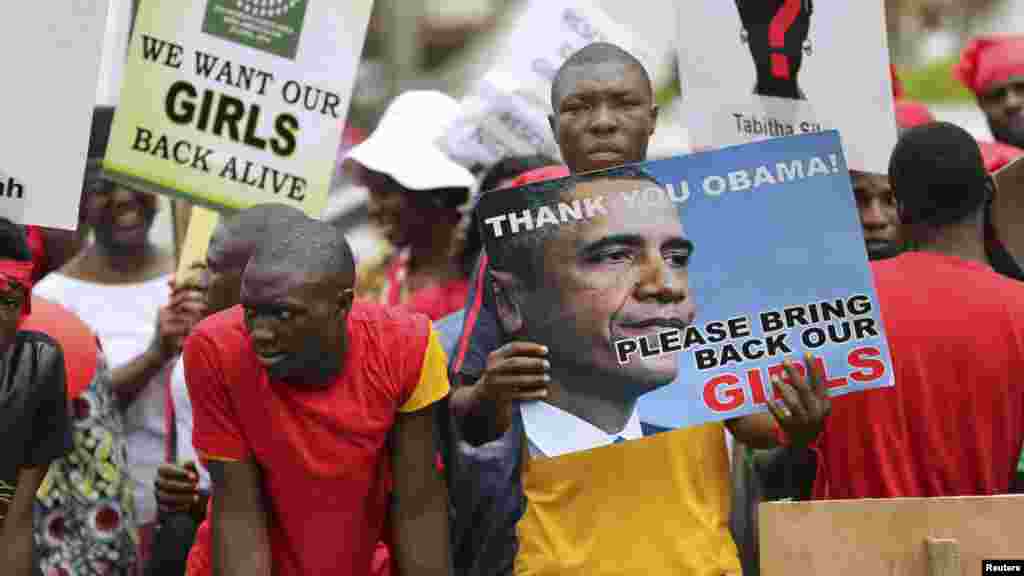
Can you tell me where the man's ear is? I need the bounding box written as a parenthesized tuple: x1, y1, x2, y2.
(984, 175, 997, 205)
(337, 288, 355, 316)
(648, 105, 659, 136)
(489, 269, 525, 336)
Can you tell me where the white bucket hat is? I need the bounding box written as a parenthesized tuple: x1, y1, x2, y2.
(347, 90, 476, 191)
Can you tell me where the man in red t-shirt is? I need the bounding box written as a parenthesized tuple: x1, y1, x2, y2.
(810, 122, 1024, 499)
(184, 218, 451, 576)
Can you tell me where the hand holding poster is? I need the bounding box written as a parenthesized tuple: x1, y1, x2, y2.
(676, 1, 897, 174)
(0, 1, 108, 229)
(442, 0, 658, 168)
(104, 0, 372, 217)
(474, 131, 892, 456)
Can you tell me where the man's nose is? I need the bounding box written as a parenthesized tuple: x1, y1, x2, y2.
(1005, 85, 1024, 110)
(635, 257, 687, 302)
(589, 102, 619, 133)
(246, 316, 278, 348)
(859, 200, 888, 230)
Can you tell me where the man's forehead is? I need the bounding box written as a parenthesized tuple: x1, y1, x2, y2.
(558, 61, 648, 99)
(852, 172, 891, 193)
(557, 177, 686, 241)
(240, 265, 310, 300)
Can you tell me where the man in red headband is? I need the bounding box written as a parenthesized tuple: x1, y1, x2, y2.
(954, 35, 1024, 149)
(0, 218, 71, 576)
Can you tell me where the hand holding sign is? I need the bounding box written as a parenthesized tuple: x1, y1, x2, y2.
(766, 352, 831, 447)
(477, 342, 551, 406)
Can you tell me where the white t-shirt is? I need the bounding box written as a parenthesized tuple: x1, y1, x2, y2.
(33, 273, 172, 524)
(170, 357, 211, 490)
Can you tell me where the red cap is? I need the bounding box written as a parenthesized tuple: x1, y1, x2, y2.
(953, 35, 1024, 95)
(895, 101, 935, 129)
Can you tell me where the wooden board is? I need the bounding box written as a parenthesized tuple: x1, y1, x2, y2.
(993, 155, 1024, 269)
(174, 206, 222, 286)
(171, 199, 192, 265)
(759, 495, 1024, 575)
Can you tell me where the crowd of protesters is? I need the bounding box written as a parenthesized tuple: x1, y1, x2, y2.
(2, 33, 1023, 576)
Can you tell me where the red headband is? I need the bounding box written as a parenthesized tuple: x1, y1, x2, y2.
(0, 260, 34, 319)
(978, 140, 1024, 173)
(954, 35, 1024, 96)
(509, 165, 571, 187)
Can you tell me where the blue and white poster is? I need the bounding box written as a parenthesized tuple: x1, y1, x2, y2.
(475, 131, 893, 455)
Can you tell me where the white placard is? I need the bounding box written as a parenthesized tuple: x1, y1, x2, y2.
(0, 1, 109, 229)
(105, 0, 372, 217)
(676, 0, 897, 174)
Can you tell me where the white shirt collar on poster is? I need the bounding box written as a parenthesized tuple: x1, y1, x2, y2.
(521, 400, 643, 459)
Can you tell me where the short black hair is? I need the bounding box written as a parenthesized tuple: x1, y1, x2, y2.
(551, 42, 652, 112)
(487, 164, 660, 286)
(0, 217, 33, 262)
(888, 121, 990, 228)
(248, 218, 357, 289)
(212, 203, 310, 270)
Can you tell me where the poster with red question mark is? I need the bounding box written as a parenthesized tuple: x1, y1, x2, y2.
(675, 0, 897, 174)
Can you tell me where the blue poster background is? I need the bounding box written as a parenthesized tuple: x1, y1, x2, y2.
(635, 131, 893, 429)
(474, 130, 894, 450)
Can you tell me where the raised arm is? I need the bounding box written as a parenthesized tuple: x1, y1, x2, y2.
(113, 282, 206, 406)
(391, 405, 451, 576)
(207, 459, 272, 576)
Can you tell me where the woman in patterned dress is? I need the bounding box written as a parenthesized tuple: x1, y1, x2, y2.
(26, 296, 137, 576)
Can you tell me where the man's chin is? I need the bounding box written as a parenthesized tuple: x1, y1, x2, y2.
(579, 153, 629, 173)
(866, 241, 903, 261)
(619, 357, 678, 396)
(991, 124, 1024, 150)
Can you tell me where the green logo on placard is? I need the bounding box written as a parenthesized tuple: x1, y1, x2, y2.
(202, 0, 308, 60)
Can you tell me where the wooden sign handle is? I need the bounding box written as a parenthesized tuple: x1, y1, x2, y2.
(925, 538, 961, 576)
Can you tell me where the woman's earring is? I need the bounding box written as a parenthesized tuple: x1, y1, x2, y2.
(803, 39, 813, 56)
(740, 28, 748, 45)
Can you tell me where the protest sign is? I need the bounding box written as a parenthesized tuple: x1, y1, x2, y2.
(0, 1, 108, 229)
(475, 131, 892, 455)
(675, 1, 897, 174)
(104, 0, 372, 217)
(175, 205, 222, 285)
(441, 0, 658, 168)
(760, 495, 1024, 576)
(993, 155, 1024, 273)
